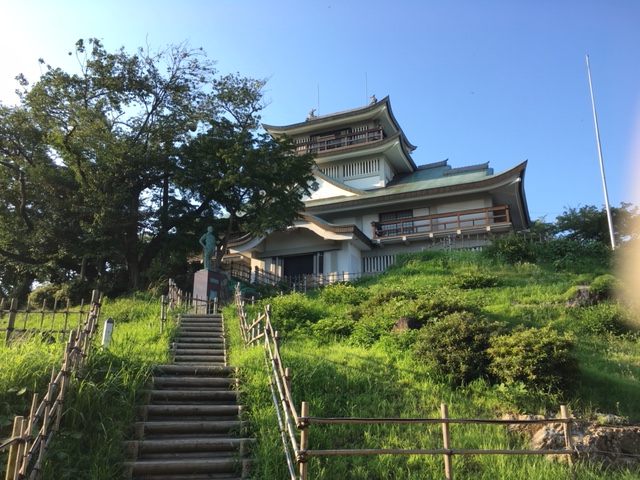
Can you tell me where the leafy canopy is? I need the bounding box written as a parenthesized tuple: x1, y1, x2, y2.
(0, 39, 315, 298)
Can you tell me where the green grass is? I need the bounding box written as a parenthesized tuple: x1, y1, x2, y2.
(3, 249, 639, 479)
(224, 250, 640, 479)
(1, 292, 180, 480)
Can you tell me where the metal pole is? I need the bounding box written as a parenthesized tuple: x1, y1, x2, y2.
(585, 54, 616, 249)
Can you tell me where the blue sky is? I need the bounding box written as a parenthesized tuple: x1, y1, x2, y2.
(1, 0, 638, 221)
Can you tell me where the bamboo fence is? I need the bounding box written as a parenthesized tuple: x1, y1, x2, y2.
(1, 290, 102, 480)
(234, 285, 576, 480)
(0, 297, 88, 346)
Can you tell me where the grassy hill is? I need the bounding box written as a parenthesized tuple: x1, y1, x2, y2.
(224, 249, 640, 479)
(2, 249, 638, 479)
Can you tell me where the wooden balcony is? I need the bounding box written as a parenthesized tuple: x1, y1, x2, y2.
(295, 126, 384, 154)
(371, 205, 511, 240)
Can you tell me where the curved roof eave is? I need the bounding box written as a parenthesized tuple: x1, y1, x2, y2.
(306, 160, 529, 213)
(226, 214, 374, 253)
(263, 96, 417, 152)
(313, 167, 367, 195)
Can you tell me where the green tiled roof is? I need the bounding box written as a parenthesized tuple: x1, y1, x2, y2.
(306, 159, 512, 209)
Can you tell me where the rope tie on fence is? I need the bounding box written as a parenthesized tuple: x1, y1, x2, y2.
(0, 435, 32, 450)
(296, 450, 309, 463)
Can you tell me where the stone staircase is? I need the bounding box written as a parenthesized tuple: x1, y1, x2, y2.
(124, 312, 252, 480)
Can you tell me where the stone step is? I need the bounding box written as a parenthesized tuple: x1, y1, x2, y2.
(153, 376, 235, 388)
(155, 365, 235, 376)
(125, 437, 253, 456)
(174, 352, 225, 365)
(142, 404, 240, 420)
(134, 419, 244, 436)
(173, 343, 225, 356)
(179, 324, 223, 329)
(174, 344, 223, 350)
(177, 331, 224, 338)
(130, 474, 243, 480)
(149, 389, 239, 404)
(124, 457, 238, 476)
(126, 313, 251, 480)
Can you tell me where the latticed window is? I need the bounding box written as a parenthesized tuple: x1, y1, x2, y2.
(379, 210, 414, 236)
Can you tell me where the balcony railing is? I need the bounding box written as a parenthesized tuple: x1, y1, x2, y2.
(372, 205, 511, 239)
(295, 126, 384, 154)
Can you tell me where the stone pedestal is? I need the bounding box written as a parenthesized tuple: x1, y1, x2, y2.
(193, 269, 224, 304)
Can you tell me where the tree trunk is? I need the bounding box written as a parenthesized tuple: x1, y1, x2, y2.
(213, 213, 235, 270)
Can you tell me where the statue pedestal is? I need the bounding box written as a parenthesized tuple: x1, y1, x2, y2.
(193, 269, 224, 307)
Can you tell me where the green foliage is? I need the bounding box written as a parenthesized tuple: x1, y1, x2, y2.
(0, 292, 176, 479)
(267, 292, 323, 333)
(487, 326, 579, 395)
(482, 233, 535, 264)
(452, 270, 499, 289)
(224, 248, 640, 479)
(28, 279, 93, 307)
(589, 273, 621, 300)
(413, 312, 502, 386)
(0, 338, 61, 428)
(311, 315, 356, 340)
(317, 282, 369, 306)
(534, 237, 611, 272)
(1, 39, 316, 295)
(555, 203, 639, 246)
(566, 301, 631, 336)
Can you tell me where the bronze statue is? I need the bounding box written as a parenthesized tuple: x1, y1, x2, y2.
(199, 226, 216, 270)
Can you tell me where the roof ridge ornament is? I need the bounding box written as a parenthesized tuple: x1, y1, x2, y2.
(369, 94, 377, 105)
(306, 108, 316, 121)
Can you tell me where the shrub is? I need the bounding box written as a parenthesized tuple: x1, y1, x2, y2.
(28, 279, 93, 307)
(413, 312, 502, 386)
(566, 301, 629, 336)
(311, 315, 355, 340)
(535, 238, 611, 272)
(349, 318, 392, 348)
(412, 291, 481, 323)
(482, 233, 535, 264)
(318, 283, 369, 306)
(268, 292, 322, 333)
(487, 326, 579, 394)
(453, 271, 499, 289)
(589, 274, 621, 300)
(350, 287, 420, 321)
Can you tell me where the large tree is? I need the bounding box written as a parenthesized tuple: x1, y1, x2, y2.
(178, 74, 317, 269)
(0, 39, 315, 297)
(554, 203, 639, 247)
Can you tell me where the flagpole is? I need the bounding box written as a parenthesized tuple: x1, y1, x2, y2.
(585, 54, 616, 249)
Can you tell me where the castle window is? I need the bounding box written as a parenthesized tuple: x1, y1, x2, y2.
(379, 210, 414, 236)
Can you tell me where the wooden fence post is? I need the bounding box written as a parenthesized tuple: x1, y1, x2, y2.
(5, 415, 25, 480)
(441, 403, 453, 480)
(560, 405, 574, 469)
(299, 401, 309, 480)
(160, 295, 167, 333)
(5, 299, 18, 346)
